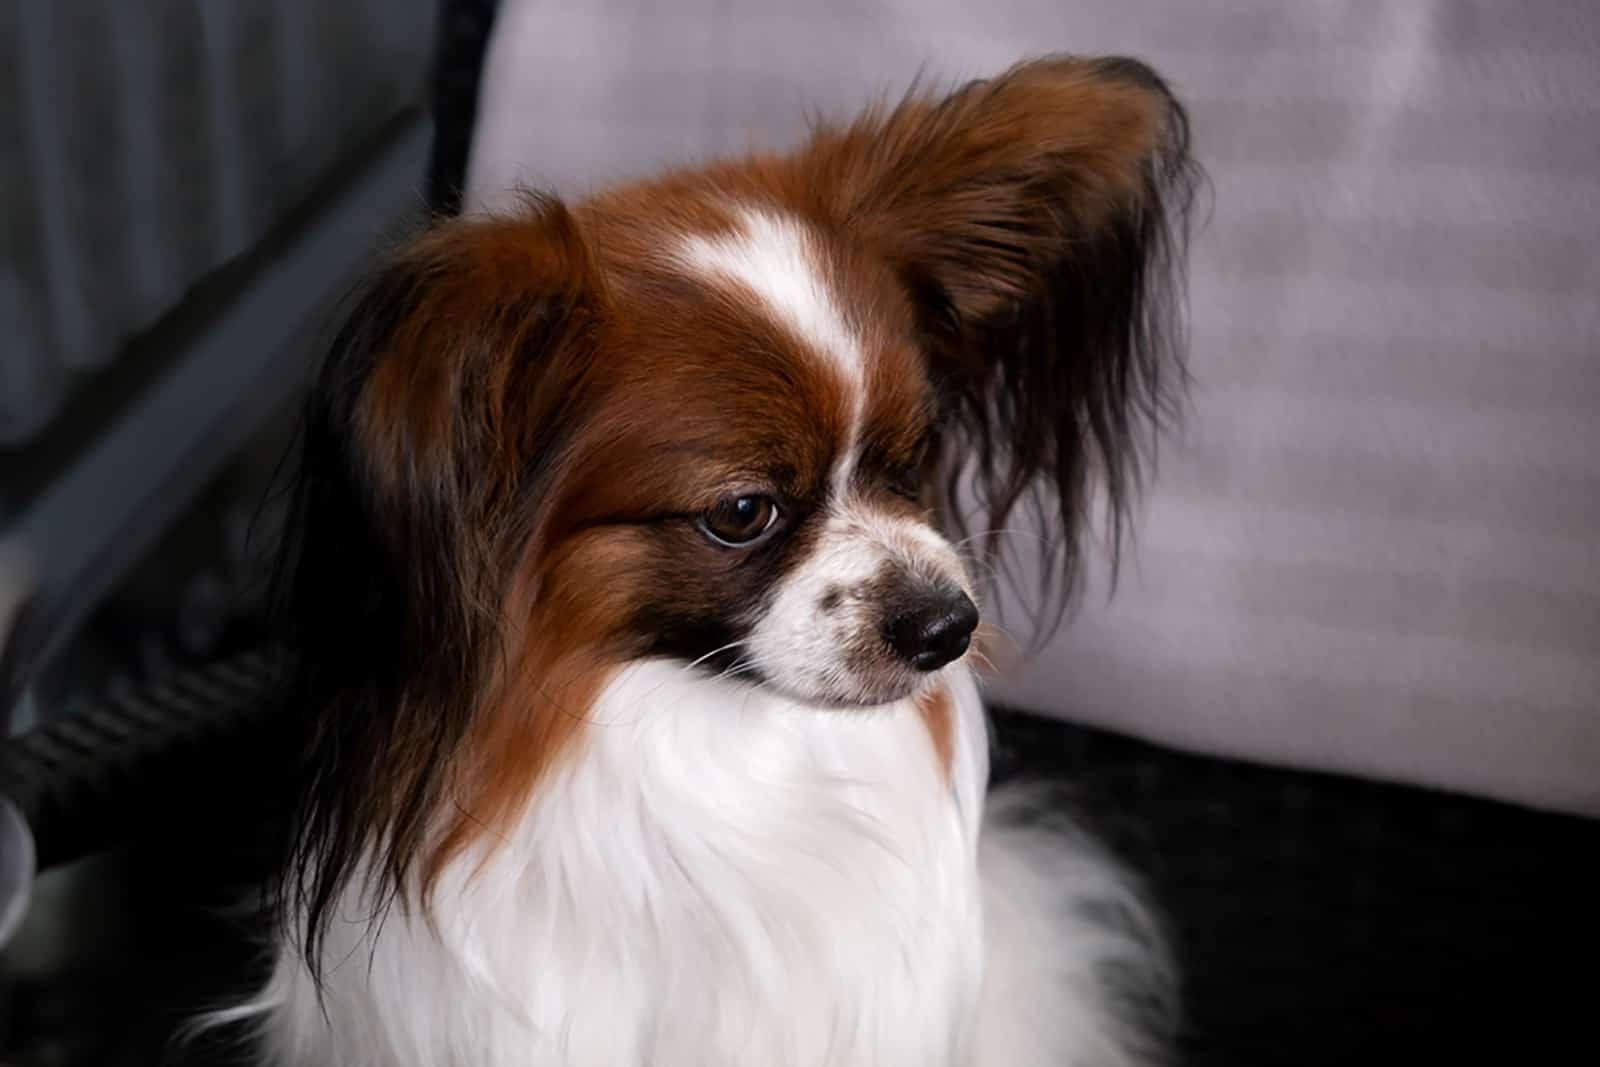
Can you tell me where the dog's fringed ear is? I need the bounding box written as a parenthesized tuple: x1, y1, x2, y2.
(278, 193, 605, 985)
(806, 56, 1198, 626)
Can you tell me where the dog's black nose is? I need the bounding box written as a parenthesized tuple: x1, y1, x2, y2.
(885, 590, 979, 672)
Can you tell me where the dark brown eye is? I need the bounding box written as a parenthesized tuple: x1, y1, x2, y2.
(889, 467, 923, 501)
(698, 494, 781, 547)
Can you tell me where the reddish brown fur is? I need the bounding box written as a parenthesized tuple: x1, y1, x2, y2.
(915, 684, 956, 781)
(798, 63, 1165, 324)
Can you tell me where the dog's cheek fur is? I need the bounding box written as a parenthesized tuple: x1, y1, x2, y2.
(618, 516, 831, 672)
(275, 194, 611, 979)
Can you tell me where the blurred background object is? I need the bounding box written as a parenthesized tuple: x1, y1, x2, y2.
(2, 1, 442, 1061)
(2, 0, 438, 706)
(2, 1, 1597, 1065)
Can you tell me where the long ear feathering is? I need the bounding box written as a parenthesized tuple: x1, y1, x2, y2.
(272, 193, 604, 988)
(803, 55, 1200, 638)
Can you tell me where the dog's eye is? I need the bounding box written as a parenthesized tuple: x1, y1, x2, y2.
(890, 436, 933, 500)
(889, 467, 924, 501)
(699, 494, 782, 547)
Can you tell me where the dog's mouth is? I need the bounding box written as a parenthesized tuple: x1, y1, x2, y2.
(690, 647, 953, 710)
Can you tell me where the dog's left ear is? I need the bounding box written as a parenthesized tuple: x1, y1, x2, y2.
(805, 56, 1198, 609)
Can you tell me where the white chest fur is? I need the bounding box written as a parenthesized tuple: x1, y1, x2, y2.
(257, 662, 995, 1067)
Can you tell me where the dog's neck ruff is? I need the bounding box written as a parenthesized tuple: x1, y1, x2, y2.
(257, 661, 991, 1067)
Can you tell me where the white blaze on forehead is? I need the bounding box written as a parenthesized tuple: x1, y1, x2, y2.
(677, 207, 866, 486)
(676, 207, 864, 387)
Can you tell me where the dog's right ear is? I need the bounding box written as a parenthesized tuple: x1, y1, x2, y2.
(278, 193, 606, 985)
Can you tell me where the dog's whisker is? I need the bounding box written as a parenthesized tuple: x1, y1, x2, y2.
(948, 527, 1053, 552)
(681, 640, 751, 674)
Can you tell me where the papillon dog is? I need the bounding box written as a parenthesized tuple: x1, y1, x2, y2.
(217, 54, 1197, 1066)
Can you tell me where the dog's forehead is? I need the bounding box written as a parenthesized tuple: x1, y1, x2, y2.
(673, 206, 868, 397)
(574, 192, 933, 492)
(659, 205, 930, 446)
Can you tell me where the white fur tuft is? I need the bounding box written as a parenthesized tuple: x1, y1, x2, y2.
(973, 787, 1178, 1066)
(676, 206, 865, 392)
(220, 661, 1172, 1066)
